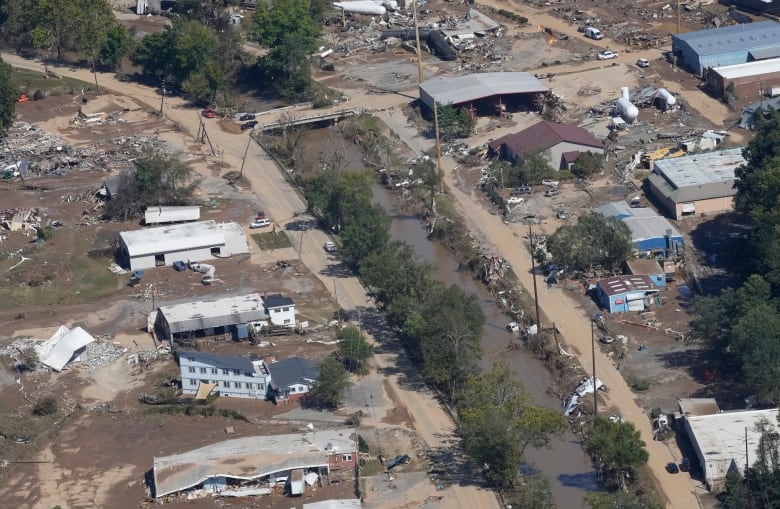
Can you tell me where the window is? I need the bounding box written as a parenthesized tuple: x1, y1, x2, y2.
(290, 386, 296, 393)
(189, 379, 197, 386)
(200, 367, 206, 374)
(211, 368, 218, 374)
(188, 367, 195, 373)
(342, 454, 352, 462)
(259, 383, 265, 390)
(222, 369, 229, 375)
(233, 369, 240, 376)
(223, 381, 230, 388)
(245, 383, 251, 389)
(283, 307, 290, 312)
(234, 382, 240, 388)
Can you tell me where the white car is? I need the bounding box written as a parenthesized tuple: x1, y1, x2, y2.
(636, 58, 650, 68)
(597, 50, 619, 60)
(506, 196, 525, 205)
(249, 218, 270, 229)
(324, 241, 337, 253)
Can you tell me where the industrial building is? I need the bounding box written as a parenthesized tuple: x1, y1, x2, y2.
(708, 58, 780, 99)
(418, 72, 549, 115)
(594, 201, 684, 258)
(595, 275, 660, 313)
(155, 293, 297, 341)
(144, 206, 201, 225)
(672, 20, 780, 77)
(118, 220, 248, 270)
(179, 351, 271, 399)
(153, 429, 358, 498)
(488, 120, 604, 170)
(625, 259, 666, 287)
(646, 148, 745, 220)
(683, 408, 778, 491)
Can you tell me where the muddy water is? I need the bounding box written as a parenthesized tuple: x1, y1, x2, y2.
(373, 187, 597, 507)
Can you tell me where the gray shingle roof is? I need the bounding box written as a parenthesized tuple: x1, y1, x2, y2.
(264, 293, 294, 309)
(268, 357, 319, 389)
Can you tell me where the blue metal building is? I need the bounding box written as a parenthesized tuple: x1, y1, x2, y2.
(672, 20, 780, 76)
(595, 275, 661, 314)
(594, 201, 684, 258)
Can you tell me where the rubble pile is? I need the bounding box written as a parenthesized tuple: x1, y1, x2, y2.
(78, 337, 127, 370)
(1, 122, 173, 180)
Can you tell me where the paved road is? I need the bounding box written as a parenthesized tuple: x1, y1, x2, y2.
(1, 53, 500, 509)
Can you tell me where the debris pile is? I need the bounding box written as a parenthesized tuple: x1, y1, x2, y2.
(79, 338, 128, 370)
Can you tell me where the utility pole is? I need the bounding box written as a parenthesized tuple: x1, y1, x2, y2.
(529, 225, 541, 332)
(433, 101, 444, 193)
(239, 130, 253, 181)
(92, 59, 99, 94)
(677, 0, 681, 34)
(591, 321, 598, 415)
(159, 77, 166, 117)
(412, 0, 424, 84)
(297, 227, 306, 271)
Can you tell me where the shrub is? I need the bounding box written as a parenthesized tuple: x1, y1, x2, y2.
(33, 397, 58, 416)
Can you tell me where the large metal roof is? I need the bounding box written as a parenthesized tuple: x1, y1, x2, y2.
(120, 220, 242, 257)
(713, 57, 780, 79)
(153, 429, 357, 497)
(623, 216, 682, 243)
(34, 325, 96, 371)
(144, 206, 201, 225)
(419, 72, 549, 107)
(674, 20, 780, 56)
(650, 148, 744, 203)
(159, 293, 268, 333)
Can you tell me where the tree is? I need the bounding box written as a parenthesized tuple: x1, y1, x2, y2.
(459, 363, 568, 488)
(730, 302, 780, 403)
(308, 357, 350, 408)
(33, 396, 58, 416)
(571, 151, 604, 179)
(546, 212, 632, 271)
(104, 153, 199, 220)
(98, 25, 133, 70)
(585, 490, 663, 509)
(584, 416, 649, 489)
(0, 58, 16, 136)
(337, 326, 373, 372)
(174, 0, 237, 31)
(521, 153, 555, 184)
(436, 102, 475, 141)
(340, 203, 390, 265)
(505, 474, 556, 509)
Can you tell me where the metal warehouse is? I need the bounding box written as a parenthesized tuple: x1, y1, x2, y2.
(144, 205, 201, 225)
(119, 220, 248, 270)
(418, 72, 549, 114)
(647, 148, 745, 220)
(672, 20, 780, 76)
(595, 275, 660, 314)
(708, 58, 780, 99)
(156, 293, 268, 341)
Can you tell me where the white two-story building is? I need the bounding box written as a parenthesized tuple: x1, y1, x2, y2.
(263, 294, 296, 327)
(179, 351, 271, 399)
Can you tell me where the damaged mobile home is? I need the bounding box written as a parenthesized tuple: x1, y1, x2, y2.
(152, 429, 358, 499)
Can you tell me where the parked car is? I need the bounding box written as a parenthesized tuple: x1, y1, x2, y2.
(583, 27, 604, 40)
(507, 196, 525, 205)
(249, 218, 270, 229)
(541, 179, 560, 188)
(511, 186, 532, 195)
(241, 120, 258, 130)
(173, 260, 187, 271)
(666, 462, 680, 474)
(239, 113, 256, 121)
(544, 189, 561, 197)
(324, 241, 337, 253)
(597, 50, 619, 60)
(636, 58, 650, 68)
(201, 108, 216, 118)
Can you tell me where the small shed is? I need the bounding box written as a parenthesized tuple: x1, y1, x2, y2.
(595, 275, 660, 313)
(144, 206, 201, 225)
(289, 468, 305, 496)
(625, 259, 666, 287)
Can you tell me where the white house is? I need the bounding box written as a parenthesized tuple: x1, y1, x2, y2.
(263, 294, 296, 327)
(119, 220, 248, 270)
(179, 351, 271, 399)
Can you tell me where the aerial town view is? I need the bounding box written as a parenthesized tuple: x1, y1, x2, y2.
(3, 0, 780, 508)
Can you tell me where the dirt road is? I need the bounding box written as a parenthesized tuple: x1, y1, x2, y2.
(2, 53, 499, 509)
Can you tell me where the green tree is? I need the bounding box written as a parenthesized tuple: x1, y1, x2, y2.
(105, 153, 199, 220)
(33, 396, 58, 416)
(98, 25, 134, 70)
(546, 212, 632, 271)
(571, 151, 604, 179)
(436, 102, 475, 140)
(337, 326, 373, 372)
(175, 0, 237, 31)
(0, 58, 16, 136)
(585, 490, 663, 509)
(521, 153, 556, 184)
(340, 203, 390, 265)
(584, 416, 649, 489)
(730, 302, 780, 403)
(505, 474, 556, 509)
(308, 356, 350, 408)
(459, 363, 567, 488)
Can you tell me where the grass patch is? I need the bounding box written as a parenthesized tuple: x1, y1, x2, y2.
(144, 403, 250, 421)
(11, 67, 96, 96)
(252, 231, 293, 250)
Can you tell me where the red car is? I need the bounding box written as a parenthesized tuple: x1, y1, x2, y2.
(201, 109, 216, 118)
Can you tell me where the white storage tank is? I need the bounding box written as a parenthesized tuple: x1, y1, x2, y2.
(657, 88, 676, 108)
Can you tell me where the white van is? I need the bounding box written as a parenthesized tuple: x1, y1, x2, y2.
(584, 27, 604, 40)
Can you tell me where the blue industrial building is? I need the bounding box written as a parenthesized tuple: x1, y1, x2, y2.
(596, 275, 661, 314)
(672, 20, 780, 76)
(594, 201, 684, 258)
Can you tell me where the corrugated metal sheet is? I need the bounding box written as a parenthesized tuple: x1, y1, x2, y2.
(159, 294, 268, 334)
(120, 220, 231, 257)
(419, 72, 548, 109)
(673, 21, 780, 57)
(713, 57, 780, 79)
(144, 206, 201, 225)
(35, 326, 96, 371)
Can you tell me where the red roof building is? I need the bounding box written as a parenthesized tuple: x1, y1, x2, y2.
(488, 120, 605, 170)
